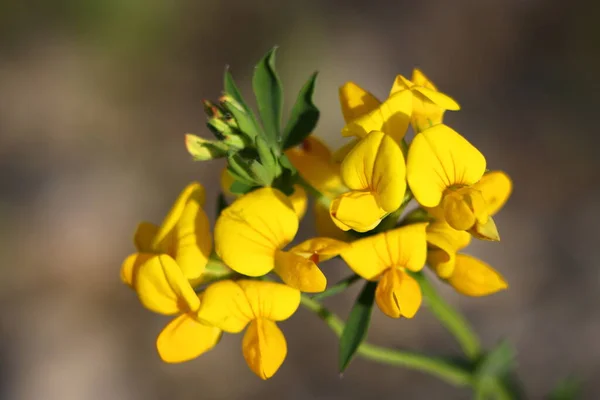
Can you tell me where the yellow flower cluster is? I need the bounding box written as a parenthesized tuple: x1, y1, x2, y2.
(121, 68, 512, 380)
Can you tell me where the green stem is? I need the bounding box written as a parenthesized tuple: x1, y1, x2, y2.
(312, 274, 361, 301)
(412, 271, 481, 359)
(300, 295, 473, 387)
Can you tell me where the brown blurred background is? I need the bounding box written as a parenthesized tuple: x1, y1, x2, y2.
(1, 0, 599, 399)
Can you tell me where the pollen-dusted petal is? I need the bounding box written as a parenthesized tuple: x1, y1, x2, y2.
(134, 254, 200, 315)
(197, 280, 253, 333)
(339, 81, 381, 123)
(382, 223, 429, 272)
(285, 137, 345, 197)
(289, 185, 308, 220)
(427, 221, 472, 253)
(340, 130, 406, 211)
(473, 171, 513, 216)
(427, 249, 456, 279)
(134, 222, 159, 252)
(242, 319, 287, 380)
(152, 182, 206, 250)
(174, 198, 212, 283)
(289, 237, 351, 263)
(273, 251, 326, 293)
(407, 125, 486, 207)
(389, 74, 414, 95)
(413, 87, 460, 110)
(469, 216, 500, 242)
(314, 202, 353, 242)
(340, 232, 391, 280)
(214, 188, 299, 277)
(330, 191, 387, 232)
(375, 269, 422, 318)
(121, 252, 153, 287)
(341, 91, 412, 144)
(447, 254, 508, 296)
(237, 280, 301, 321)
(156, 313, 222, 363)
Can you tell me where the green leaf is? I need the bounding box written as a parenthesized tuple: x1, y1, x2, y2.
(473, 341, 517, 399)
(184, 134, 228, 161)
(339, 280, 377, 372)
(224, 68, 250, 112)
(283, 72, 320, 149)
(216, 193, 229, 217)
(255, 136, 277, 174)
(227, 153, 256, 184)
(549, 376, 583, 400)
(230, 180, 255, 195)
(249, 160, 274, 186)
(253, 47, 283, 146)
(221, 95, 260, 141)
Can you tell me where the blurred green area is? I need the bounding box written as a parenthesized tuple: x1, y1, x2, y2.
(0, 1, 598, 399)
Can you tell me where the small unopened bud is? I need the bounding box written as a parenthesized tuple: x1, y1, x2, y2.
(185, 134, 228, 161)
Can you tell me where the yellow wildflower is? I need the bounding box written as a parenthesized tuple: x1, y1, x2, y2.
(341, 223, 428, 318)
(220, 167, 308, 220)
(390, 69, 460, 133)
(426, 221, 508, 297)
(121, 182, 212, 290)
(198, 280, 300, 380)
(214, 187, 349, 292)
(407, 125, 508, 240)
(330, 131, 406, 232)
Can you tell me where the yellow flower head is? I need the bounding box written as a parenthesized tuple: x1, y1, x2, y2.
(407, 125, 513, 240)
(121, 182, 212, 289)
(198, 280, 301, 379)
(341, 223, 428, 318)
(285, 136, 346, 198)
(214, 187, 349, 292)
(390, 69, 460, 133)
(220, 168, 308, 220)
(330, 131, 406, 232)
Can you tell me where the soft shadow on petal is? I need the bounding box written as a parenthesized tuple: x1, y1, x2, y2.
(134, 222, 159, 253)
(197, 280, 253, 333)
(339, 81, 381, 123)
(274, 251, 327, 293)
(237, 280, 301, 321)
(447, 254, 508, 297)
(375, 269, 422, 319)
(473, 170, 513, 216)
(330, 191, 386, 232)
(156, 313, 222, 363)
(242, 319, 287, 380)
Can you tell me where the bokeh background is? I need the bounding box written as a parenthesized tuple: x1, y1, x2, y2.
(1, 0, 599, 399)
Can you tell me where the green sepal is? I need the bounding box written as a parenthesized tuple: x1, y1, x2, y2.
(338, 280, 377, 372)
(227, 152, 256, 185)
(220, 95, 260, 142)
(255, 136, 277, 175)
(253, 47, 283, 147)
(249, 160, 274, 186)
(229, 180, 255, 195)
(185, 134, 228, 161)
(283, 72, 320, 149)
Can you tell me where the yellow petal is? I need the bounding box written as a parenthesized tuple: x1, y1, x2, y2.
(469, 216, 500, 241)
(313, 201, 353, 242)
(332, 138, 360, 163)
(447, 254, 508, 296)
(427, 221, 472, 253)
(441, 187, 488, 231)
(197, 280, 254, 333)
(156, 313, 222, 363)
(407, 125, 487, 207)
(340, 223, 428, 279)
(340, 130, 406, 211)
(339, 81, 381, 123)
(289, 237, 351, 263)
(134, 254, 200, 315)
(473, 171, 513, 216)
(152, 182, 206, 249)
(330, 191, 387, 232)
(285, 137, 346, 197)
(134, 222, 159, 252)
(427, 249, 456, 279)
(375, 269, 422, 318)
(413, 87, 460, 111)
(273, 251, 326, 293)
(289, 185, 308, 220)
(121, 252, 153, 287)
(389, 74, 414, 94)
(242, 319, 287, 380)
(342, 90, 412, 144)
(214, 188, 299, 277)
(411, 69, 437, 90)
(237, 280, 301, 321)
(220, 167, 236, 198)
(173, 199, 212, 283)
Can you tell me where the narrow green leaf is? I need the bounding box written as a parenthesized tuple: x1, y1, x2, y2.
(221, 95, 260, 141)
(224, 68, 249, 111)
(255, 136, 276, 173)
(313, 274, 361, 301)
(339, 280, 377, 372)
(249, 160, 274, 186)
(216, 193, 229, 217)
(476, 341, 514, 380)
(227, 153, 256, 184)
(252, 47, 283, 146)
(230, 180, 255, 195)
(283, 72, 320, 149)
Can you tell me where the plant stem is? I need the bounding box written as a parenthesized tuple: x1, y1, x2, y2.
(312, 274, 361, 300)
(412, 271, 481, 359)
(300, 294, 473, 387)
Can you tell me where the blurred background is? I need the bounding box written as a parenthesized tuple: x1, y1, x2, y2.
(0, 0, 599, 398)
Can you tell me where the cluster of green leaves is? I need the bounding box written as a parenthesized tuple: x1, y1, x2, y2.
(188, 47, 320, 196)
